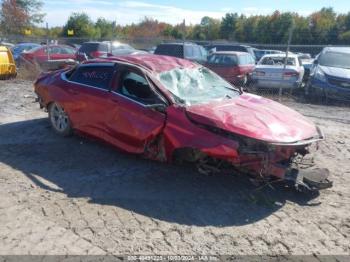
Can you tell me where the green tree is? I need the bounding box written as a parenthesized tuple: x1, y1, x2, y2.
(16, 0, 44, 24)
(0, 0, 44, 35)
(95, 18, 116, 39)
(309, 7, 337, 44)
(220, 13, 238, 40)
(61, 13, 98, 38)
(199, 16, 221, 40)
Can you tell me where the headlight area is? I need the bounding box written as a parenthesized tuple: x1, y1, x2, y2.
(191, 122, 332, 192)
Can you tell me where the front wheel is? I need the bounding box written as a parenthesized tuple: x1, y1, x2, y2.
(48, 102, 72, 136)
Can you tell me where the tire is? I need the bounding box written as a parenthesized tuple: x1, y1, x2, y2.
(305, 83, 324, 104)
(48, 102, 72, 137)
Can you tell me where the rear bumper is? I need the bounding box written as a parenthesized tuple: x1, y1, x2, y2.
(252, 78, 302, 89)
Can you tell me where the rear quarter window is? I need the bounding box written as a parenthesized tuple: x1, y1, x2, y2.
(69, 65, 114, 90)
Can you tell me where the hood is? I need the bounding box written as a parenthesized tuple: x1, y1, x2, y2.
(320, 65, 350, 79)
(186, 94, 318, 143)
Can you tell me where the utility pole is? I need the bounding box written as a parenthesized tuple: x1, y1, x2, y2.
(279, 20, 295, 102)
(46, 22, 50, 61)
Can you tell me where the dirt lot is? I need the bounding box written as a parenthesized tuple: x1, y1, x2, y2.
(0, 79, 349, 256)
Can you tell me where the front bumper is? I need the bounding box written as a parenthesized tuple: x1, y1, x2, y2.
(309, 77, 350, 101)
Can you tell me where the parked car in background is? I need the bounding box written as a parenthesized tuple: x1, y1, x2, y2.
(206, 44, 257, 62)
(76, 41, 135, 62)
(206, 51, 255, 86)
(34, 54, 331, 191)
(11, 43, 41, 65)
(0, 41, 14, 49)
(252, 54, 304, 89)
(0, 46, 17, 80)
(20, 45, 77, 66)
(306, 47, 350, 101)
(254, 49, 284, 62)
(154, 42, 207, 64)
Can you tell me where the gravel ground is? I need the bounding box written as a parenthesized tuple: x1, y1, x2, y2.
(0, 79, 349, 256)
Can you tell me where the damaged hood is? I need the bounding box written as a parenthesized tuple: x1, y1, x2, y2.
(186, 94, 318, 143)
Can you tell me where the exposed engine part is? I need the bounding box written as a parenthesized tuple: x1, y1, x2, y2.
(285, 168, 332, 192)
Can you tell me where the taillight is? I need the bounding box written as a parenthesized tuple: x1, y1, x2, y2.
(255, 71, 265, 76)
(90, 51, 106, 58)
(283, 71, 299, 77)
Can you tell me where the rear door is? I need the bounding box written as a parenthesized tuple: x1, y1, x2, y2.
(62, 63, 116, 138)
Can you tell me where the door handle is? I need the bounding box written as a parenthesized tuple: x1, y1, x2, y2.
(67, 89, 79, 95)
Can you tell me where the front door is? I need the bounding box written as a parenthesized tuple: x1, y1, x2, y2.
(104, 66, 167, 154)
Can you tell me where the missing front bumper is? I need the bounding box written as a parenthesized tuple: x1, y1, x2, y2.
(285, 168, 333, 192)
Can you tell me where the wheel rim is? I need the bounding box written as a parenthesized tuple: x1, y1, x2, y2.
(51, 104, 68, 132)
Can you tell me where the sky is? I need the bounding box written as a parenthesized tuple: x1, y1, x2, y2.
(42, 0, 350, 27)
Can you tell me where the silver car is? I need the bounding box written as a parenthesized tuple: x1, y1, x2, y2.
(252, 54, 304, 89)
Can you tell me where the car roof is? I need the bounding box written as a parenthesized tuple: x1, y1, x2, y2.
(323, 47, 350, 53)
(82, 41, 105, 44)
(210, 51, 250, 56)
(15, 43, 40, 46)
(209, 44, 252, 48)
(89, 54, 197, 73)
(261, 53, 297, 58)
(158, 42, 199, 46)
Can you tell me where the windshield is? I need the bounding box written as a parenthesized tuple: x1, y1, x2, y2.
(158, 67, 240, 106)
(319, 52, 350, 69)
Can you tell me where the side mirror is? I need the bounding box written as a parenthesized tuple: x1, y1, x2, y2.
(313, 59, 318, 65)
(145, 103, 167, 113)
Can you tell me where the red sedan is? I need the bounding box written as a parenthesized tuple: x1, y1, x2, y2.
(206, 51, 255, 86)
(21, 44, 77, 65)
(34, 55, 331, 191)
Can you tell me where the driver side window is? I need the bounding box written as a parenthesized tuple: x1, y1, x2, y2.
(117, 70, 162, 105)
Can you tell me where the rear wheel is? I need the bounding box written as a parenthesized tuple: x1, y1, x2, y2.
(48, 102, 72, 136)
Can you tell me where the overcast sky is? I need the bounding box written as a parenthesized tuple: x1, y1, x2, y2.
(42, 0, 350, 27)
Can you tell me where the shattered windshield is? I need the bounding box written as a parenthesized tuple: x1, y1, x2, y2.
(158, 67, 240, 105)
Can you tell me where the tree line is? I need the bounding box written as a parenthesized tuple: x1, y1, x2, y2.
(1, 0, 350, 45)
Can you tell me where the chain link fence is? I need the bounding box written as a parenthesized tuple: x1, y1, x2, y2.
(2, 34, 349, 106)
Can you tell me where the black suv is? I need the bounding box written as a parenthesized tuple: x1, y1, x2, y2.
(154, 42, 207, 63)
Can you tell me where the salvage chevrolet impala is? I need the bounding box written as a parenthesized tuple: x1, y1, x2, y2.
(34, 55, 332, 191)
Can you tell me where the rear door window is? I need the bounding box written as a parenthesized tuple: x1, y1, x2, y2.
(69, 65, 114, 90)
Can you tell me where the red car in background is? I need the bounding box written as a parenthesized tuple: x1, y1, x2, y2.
(20, 44, 77, 65)
(34, 55, 331, 192)
(206, 51, 255, 86)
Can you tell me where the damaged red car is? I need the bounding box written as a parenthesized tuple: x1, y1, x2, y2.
(34, 55, 332, 191)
